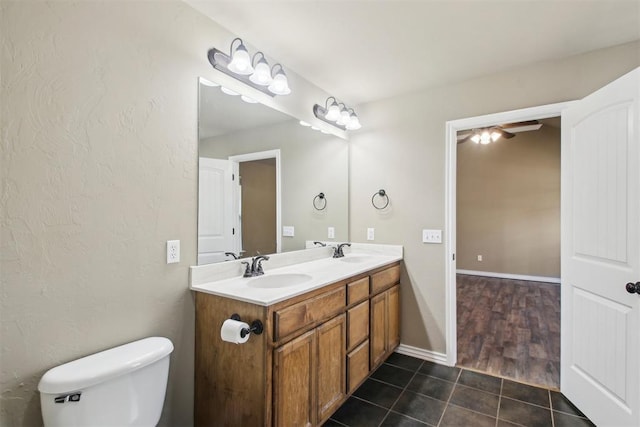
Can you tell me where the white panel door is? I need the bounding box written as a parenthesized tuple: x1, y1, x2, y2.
(198, 157, 236, 265)
(561, 68, 639, 426)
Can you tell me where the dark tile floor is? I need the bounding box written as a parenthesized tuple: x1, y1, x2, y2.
(325, 353, 594, 427)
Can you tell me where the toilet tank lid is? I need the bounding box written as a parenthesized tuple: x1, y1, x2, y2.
(38, 337, 174, 394)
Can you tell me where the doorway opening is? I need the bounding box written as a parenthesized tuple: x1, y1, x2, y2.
(229, 149, 282, 257)
(444, 102, 575, 389)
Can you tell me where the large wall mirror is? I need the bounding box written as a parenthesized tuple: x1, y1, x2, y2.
(198, 77, 349, 264)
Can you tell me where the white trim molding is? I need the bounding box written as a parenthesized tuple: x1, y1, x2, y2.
(395, 344, 450, 366)
(456, 269, 560, 284)
(444, 101, 577, 367)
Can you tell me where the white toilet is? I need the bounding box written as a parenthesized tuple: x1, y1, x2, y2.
(38, 336, 174, 427)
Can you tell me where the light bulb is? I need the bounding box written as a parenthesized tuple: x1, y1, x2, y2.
(346, 112, 361, 130)
(337, 108, 351, 126)
(471, 134, 481, 144)
(268, 68, 291, 95)
(325, 100, 340, 122)
(491, 131, 501, 142)
(227, 40, 254, 75)
(249, 56, 272, 86)
(480, 131, 491, 144)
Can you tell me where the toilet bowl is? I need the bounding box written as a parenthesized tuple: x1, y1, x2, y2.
(38, 336, 174, 427)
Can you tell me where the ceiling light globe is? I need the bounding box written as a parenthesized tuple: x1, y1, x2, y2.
(249, 58, 273, 86)
(227, 42, 254, 75)
(325, 102, 341, 122)
(268, 70, 291, 95)
(337, 109, 351, 126)
(346, 113, 361, 130)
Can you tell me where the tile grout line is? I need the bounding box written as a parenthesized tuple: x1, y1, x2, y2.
(434, 366, 463, 427)
(376, 360, 427, 427)
(549, 389, 556, 427)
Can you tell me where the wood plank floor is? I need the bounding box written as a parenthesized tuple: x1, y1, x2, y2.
(456, 274, 560, 390)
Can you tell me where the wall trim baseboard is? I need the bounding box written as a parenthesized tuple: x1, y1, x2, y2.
(394, 344, 451, 366)
(456, 269, 561, 284)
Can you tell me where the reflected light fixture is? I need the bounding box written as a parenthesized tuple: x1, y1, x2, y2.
(313, 96, 361, 131)
(208, 38, 291, 97)
(470, 129, 501, 144)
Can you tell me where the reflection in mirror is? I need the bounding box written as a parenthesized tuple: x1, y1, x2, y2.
(198, 78, 349, 265)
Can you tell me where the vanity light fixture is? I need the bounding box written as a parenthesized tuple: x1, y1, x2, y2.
(208, 38, 291, 97)
(313, 97, 361, 131)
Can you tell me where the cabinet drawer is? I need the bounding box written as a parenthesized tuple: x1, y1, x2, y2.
(371, 264, 400, 295)
(347, 301, 369, 351)
(347, 340, 369, 394)
(347, 277, 369, 305)
(274, 287, 346, 341)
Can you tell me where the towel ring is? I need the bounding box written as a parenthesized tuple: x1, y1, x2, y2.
(313, 192, 327, 211)
(371, 189, 390, 210)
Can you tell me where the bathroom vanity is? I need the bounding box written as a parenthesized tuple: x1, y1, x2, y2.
(190, 246, 402, 426)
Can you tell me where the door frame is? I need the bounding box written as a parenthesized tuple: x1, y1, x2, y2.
(443, 101, 576, 366)
(228, 149, 282, 254)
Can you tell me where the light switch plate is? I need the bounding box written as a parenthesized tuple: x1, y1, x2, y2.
(328, 227, 335, 239)
(283, 226, 295, 237)
(422, 229, 442, 244)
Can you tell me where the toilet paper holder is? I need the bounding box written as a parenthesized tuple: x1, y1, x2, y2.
(230, 314, 264, 339)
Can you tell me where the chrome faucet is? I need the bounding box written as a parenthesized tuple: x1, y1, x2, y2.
(313, 241, 327, 247)
(332, 243, 351, 258)
(242, 255, 270, 277)
(224, 252, 239, 260)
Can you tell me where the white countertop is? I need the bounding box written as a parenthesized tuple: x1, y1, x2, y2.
(190, 244, 403, 306)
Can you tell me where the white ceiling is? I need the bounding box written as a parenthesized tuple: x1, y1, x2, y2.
(187, 0, 639, 106)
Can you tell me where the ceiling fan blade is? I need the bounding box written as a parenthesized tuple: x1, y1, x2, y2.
(493, 127, 516, 139)
(457, 135, 472, 144)
(500, 120, 539, 129)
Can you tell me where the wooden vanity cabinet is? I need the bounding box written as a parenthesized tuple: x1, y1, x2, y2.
(370, 264, 401, 370)
(195, 262, 401, 427)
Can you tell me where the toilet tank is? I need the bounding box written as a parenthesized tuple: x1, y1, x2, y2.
(38, 337, 174, 427)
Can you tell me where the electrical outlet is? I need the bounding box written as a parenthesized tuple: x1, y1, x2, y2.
(283, 226, 295, 237)
(328, 227, 335, 239)
(167, 240, 180, 264)
(477, 255, 483, 262)
(422, 229, 442, 243)
(367, 228, 375, 241)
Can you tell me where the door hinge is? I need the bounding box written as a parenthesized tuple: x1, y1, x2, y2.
(232, 228, 235, 235)
(452, 253, 456, 261)
(232, 173, 235, 181)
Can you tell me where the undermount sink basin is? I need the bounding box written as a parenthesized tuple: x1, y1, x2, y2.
(246, 273, 313, 289)
(339, 256, 371, 263)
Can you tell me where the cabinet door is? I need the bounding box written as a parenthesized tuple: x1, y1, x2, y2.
(387, 285, 400, 351)
(316, 314, 346, 424)
(347, 340, 370, 394)
(273, 330, 316, 427)
(370, 292, 387, 368)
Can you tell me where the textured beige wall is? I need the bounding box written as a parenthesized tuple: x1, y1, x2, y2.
(0, 1, 335, 425)
(349, 41, 640, 355)
(457, 126, 561, 278)
(200, 120, 349, 251)
(240, 159, 277, 257)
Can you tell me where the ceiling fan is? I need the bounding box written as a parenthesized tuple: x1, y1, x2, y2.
(457, 120, 542, 144)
